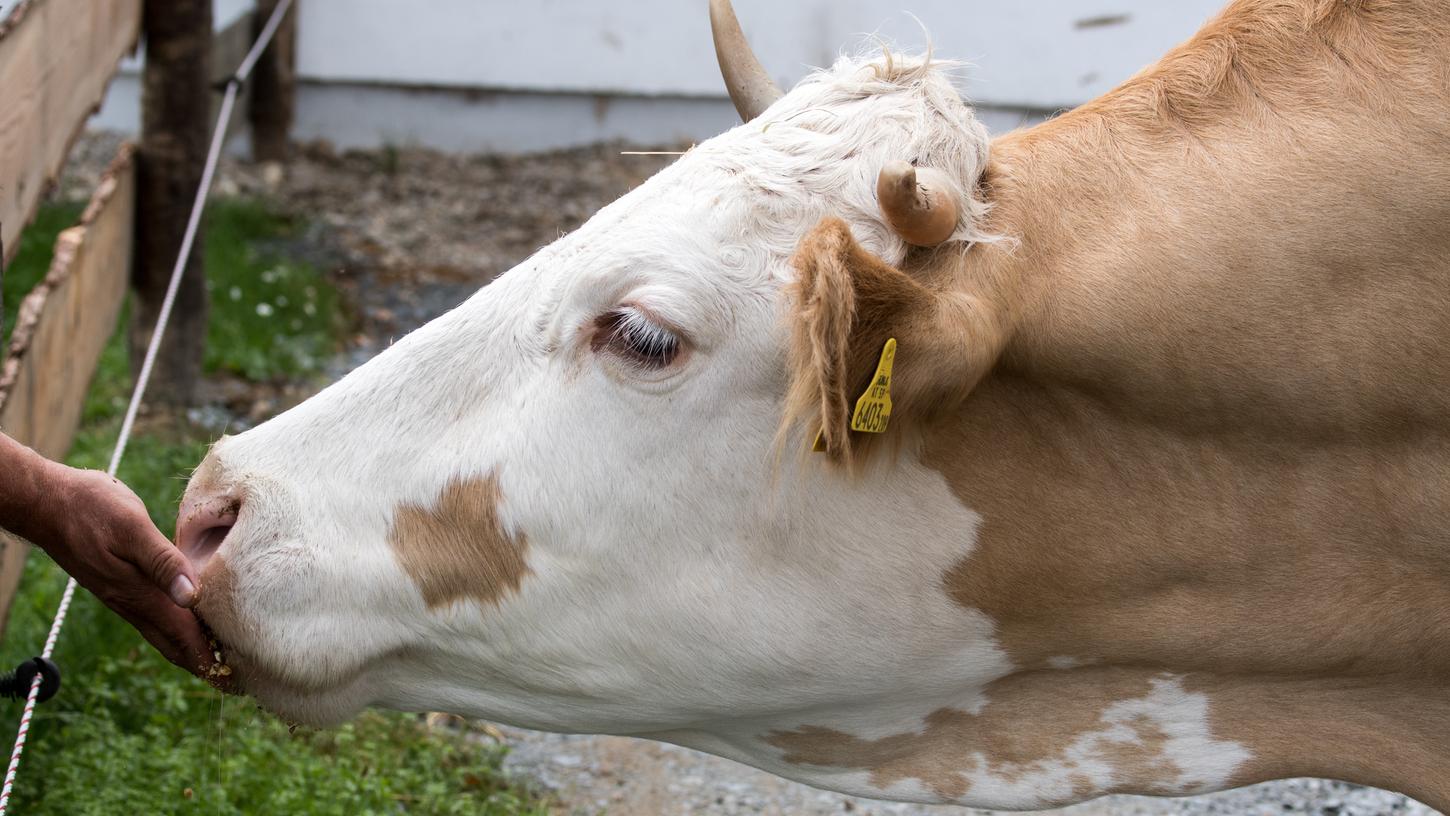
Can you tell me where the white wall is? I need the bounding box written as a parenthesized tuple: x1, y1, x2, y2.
(91, 0, 1230, 153)
(296, 0, 1224, 110)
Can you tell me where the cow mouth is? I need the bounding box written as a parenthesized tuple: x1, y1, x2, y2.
(203, 639, 377, 729)
(179, 505, 377, 724)
(194, 616, 331, 724)
(178, 494, 246, 694)
(198, 618, 240, 694)
(192, 594, 377, 726)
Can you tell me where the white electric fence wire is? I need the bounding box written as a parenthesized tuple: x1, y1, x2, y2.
(0, 2, 293, 810)
(235, 1, 293, 86)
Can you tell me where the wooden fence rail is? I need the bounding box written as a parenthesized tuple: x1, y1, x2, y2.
(0, 144, 135, 635)
(0, 0, 144, 635)
(0, 0, 298, 636)
(0, 0, 141, 267)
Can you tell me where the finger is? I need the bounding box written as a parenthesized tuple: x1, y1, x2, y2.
(128, 594, 217, 678)
(88, 557, 235, 691)
(118, 527, 198, 608)
(132, 618, 199, 672)
(88, 558, 214, 676)
(153, 603, 238, 693)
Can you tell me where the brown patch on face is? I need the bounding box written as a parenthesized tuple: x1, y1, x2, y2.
(388, 474, 530, 609)
(767, 670, 1183, 802)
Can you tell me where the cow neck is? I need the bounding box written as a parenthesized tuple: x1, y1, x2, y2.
(916, 44, 1450, 805)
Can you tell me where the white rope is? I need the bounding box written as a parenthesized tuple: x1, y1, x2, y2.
(0, 1, 293, 809)
(234, 1, 295, 87)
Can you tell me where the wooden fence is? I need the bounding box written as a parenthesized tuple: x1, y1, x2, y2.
(0, 0, 142, 636)
(0, 0, 141, 269)
(0, 0, 295, 636)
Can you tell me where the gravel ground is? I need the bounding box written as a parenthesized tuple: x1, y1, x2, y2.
(495, 728, 1433, 816)
(56, 133, 1441, 816)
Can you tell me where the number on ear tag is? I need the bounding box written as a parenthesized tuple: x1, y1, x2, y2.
(850, 338, 896, 434)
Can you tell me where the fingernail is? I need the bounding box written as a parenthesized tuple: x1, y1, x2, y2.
(169, 575, 197, 607)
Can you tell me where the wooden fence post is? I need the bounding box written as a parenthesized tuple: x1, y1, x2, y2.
(250, 0, 297, 163)
(133, 0, 212, 406)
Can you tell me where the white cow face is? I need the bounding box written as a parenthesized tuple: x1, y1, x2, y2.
(177, 55, 1001, 747)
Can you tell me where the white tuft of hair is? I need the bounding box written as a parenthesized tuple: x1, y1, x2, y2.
(690, 48, 995, 265)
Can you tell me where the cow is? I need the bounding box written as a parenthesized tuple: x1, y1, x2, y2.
(174, 0, 1450, 810)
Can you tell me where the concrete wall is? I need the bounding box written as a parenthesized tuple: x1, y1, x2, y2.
(88, 0, 1230, 152)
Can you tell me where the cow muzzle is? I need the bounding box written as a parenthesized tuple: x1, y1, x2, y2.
(176, 486, 239, 577)
(176, 455, 248, 691)
(174, 445, 409, 724)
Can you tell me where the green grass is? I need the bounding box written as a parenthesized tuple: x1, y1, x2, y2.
(204, 199, 346, 381)
(0, 200, 546, 815)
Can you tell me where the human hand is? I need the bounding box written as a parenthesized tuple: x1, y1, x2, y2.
(36, 466, 217, 677)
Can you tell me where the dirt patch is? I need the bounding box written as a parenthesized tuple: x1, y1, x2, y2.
(222, 139, 677, 390)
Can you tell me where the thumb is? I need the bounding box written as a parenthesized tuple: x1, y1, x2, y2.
(133, 533, 199, 608)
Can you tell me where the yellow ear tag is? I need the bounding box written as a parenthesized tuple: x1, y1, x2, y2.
(851, 338, 897, 434)
(810, 338, 897, 452)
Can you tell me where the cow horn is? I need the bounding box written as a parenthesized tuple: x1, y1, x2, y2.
(709, 0, 783, 121)
(876, 161, 960, 247)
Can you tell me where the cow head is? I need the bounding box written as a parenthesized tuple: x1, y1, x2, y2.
(180, 24, 998, 721)
(172, 3, 1190, 809)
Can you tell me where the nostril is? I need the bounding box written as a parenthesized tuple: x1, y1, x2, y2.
(177, 495, 240, 574)
(194, 523, 233, 560)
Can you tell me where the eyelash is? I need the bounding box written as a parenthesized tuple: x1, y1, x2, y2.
(593, 308, 682, 370)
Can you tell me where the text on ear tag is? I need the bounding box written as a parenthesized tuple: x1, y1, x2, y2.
(850, 338, 896, 434)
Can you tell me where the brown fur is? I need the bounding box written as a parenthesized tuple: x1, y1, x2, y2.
(783, 0, 1450, 806)
(387, 474, 530, 609)
(767, 669, 1185, 804)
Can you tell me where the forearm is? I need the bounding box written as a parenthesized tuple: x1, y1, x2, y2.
(0, 431, 68, 544)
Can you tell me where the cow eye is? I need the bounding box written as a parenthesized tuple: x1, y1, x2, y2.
(593, 307, 682, 371)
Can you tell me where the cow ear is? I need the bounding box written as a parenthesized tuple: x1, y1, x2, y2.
(782, 217, 1003, 465)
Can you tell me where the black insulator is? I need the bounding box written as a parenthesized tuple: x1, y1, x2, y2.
(0, 658, 60, 704)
